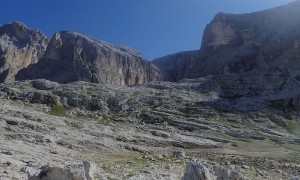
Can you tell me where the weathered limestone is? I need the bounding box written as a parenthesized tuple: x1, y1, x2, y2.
(0, 22, 49, 82)
(16, 31, 161, 85)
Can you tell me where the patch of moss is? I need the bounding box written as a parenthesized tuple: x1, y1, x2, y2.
(128, 172, 136, 177)
(281, 143, 300, 152)
(287, 121, 298, 132)
(48, 105, 68, 117)
(85, 87, 96, 96)
(235, 139, 277, 149)
(251, 130, 265, 137)
(101, 165, 113, 173)
(96, 116, 110, 126)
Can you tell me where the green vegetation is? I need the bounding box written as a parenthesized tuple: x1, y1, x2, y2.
(85, 87, 96, 96)
(96, 116, 110, 126)
(101, 165, 113, 173)
(251, 130, 265, 137)
(281, 143, 300, 152)
(234, 139, 276, 149)
(287, 121, 298, 132)
(48, 105, 68, 117)
(128, 172, 136, 177)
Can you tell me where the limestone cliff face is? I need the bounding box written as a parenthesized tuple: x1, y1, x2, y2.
(16, 31, 161, 85)
(0, 22, 49, 82)
(152, 51, 199, 81)
(154, 1, 300, 81)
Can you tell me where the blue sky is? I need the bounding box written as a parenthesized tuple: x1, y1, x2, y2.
(0, 0, 296, 59)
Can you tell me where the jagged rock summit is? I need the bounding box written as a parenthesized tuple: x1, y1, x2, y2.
(0, 21, 49, 82)
(0, 22, 161, 85)
(153, 0, 300, 81)
(16, 31, 161, 85)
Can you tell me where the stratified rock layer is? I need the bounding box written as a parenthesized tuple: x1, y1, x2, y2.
(153, 1, 300, 81)
(16, 31, 161, 85)
(0, 22, 49, 82)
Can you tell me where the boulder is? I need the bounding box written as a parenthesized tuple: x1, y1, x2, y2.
(182, 162, 248, 180)
(28, 161, 96, 180)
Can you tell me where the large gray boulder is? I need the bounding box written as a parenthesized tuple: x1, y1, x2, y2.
(16, 31, 161, 85)
(182, 162, 248, 180)
(28, 161, 96, 180)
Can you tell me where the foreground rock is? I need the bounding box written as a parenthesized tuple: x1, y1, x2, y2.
(0, 22, 49, 82)
(16, 31, 161, 85)
(182, 162, 248, 180)
(28, 161, 96, 180)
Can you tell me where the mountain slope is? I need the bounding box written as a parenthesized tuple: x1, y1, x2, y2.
(153, 1, 300, 81)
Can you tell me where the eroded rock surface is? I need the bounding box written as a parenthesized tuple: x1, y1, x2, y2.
(182, 162, 248, 180)
(0, 22, 49, 82)
(153, 1, 300, 81)
(16, 31, 161, 85)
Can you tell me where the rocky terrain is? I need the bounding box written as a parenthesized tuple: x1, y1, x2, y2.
(0, 22, 160, 86)
(0, 1, 300, 180)
(16, 31, 161, 85)
(0, 79, 299, 179)
(0, 22, 49, 82)
(153, 0, 300, 81)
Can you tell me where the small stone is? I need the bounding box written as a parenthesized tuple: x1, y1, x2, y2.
(291, 176, 300, 180)
(157, 155, 164, 159)
(242, 165, 250, 169)
(256, 169, 265, 177)
(225, 161, 230, 165)
(50, 150, 58, 154)
(165, 164, 171, 170)
(20, 167, 28, 172)
(275, 169, 282, 173)
(3, 150, 14, 155)
(229, 165, 235, 169)
(5, 119, 19, 125)
(143, 170, 151, 174)
(147, 156, 155, 161)
(173, 151, 186, 158)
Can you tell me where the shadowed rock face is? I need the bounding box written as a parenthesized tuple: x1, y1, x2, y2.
(153, 1, 300, 81)
(16, 31, 161, 85)
(152, 51, 199, 82)
(0, 22, 49, 82)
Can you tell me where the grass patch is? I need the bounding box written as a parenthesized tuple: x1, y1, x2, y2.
(101, 165, 113, 173)
(235, 139, 277, 149)
(281, 144, 300, 152)
(251, 130, 265, 137)
(85, 87, 96, 96)
(128, 172, 136, 177)
(287, 121, 298, 132)
(96, 116, 110, 126)
(48, 105, 68, 117)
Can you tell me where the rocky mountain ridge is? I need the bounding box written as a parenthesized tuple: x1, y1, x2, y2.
(0, 22, 49, 82)
(16, 31, 161, 85)
(0, 23, 161, 85)
(153, 0, 300, 82)
(1, 1, 300, 179)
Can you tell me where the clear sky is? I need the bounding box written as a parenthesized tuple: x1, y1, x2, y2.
(0, 0, 296, 60)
